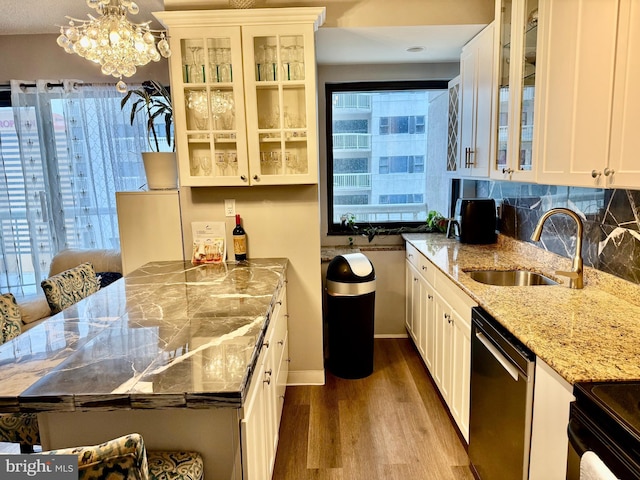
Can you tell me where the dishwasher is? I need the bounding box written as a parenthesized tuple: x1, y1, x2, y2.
(469, 307, 536, 480)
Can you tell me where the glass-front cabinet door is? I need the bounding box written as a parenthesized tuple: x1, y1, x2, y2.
(242, 25, 318, 185)
(492, 0, 538, 182)
(170, 26, 249, 187)
(155, 8, 324, 187)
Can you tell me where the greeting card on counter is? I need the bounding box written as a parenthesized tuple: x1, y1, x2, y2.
(191, 221, 226, 265)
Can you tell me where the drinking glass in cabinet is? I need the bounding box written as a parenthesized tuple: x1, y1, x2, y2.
(187, 45, 205, 83)
(215, 152, 228, 174)
(210, 91, 234, 130)
(260, 151, 282, 174)
(280, 36, 305, 80)
(227, 152, 238, 173)
(187, 90, 209, 132)
(285, 151, 300, 173)
(255, 43, 277, 81)
(209, 48, 232, 83)
(192, 155, 211, 176)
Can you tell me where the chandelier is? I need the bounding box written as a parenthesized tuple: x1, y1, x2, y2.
(57, 0, 171, 92)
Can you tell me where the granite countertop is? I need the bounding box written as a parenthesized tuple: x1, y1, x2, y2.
(0, 259, 287, 413)
(402, 233, 640, 385)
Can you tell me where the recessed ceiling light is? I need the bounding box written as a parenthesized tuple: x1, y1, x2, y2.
(406, 46, 425, 53)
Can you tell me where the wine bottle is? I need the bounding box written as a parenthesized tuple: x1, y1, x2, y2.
(233, 214, 247, 261)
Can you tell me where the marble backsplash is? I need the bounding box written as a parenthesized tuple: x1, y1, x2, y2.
(475, 181, 640, 285)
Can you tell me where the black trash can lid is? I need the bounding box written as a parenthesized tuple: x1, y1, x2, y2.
(327, 253, 375, 283)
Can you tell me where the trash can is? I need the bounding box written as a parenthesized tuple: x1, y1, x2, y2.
(326, 253, 376, 379)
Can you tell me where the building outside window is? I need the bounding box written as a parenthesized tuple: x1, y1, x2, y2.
(326, 81, 450, 233)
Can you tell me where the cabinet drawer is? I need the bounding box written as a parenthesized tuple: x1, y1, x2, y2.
(405, 243, 420, 268)
(417, 255, 436, 285)
(406, 243, 436, 285)
(433, 268, 475, 331)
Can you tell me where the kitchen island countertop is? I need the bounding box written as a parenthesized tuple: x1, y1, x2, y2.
(0, 259, 287, 413)
(403, 233, 640, 385)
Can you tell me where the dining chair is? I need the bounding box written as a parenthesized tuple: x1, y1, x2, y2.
(39, 432, 204, 480)
(0, 292, 41, 453)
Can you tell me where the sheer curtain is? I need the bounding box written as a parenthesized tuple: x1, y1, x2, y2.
(0, 80, 148, 294)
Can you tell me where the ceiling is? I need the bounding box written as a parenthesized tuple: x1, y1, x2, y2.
(0, 0, 484, 64)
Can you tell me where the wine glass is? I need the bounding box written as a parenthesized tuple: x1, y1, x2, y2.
(217, 48, 232, 83)
(215, 152, 228, 175)
(281, 45, 292, 80)
(188, 46, 204, 83)
(200, 156, 212, 175)
(265, 45, 278, 81)
(227, 152, 238, 173)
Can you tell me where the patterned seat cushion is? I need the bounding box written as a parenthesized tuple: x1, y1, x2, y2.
(0, 412, 40, 446)
(41, 433, 150, 480)
(40, 433, 204, 480)
(0, 293, 22, 343)
(41, 262, 100, 314)
(148, 451, 204, 480)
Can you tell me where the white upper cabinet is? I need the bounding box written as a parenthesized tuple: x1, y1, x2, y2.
(535, 0, 640, 188)
(154, 8, 325, 187)
(491, 0, 539, 183)
(457, 22, 495, 178)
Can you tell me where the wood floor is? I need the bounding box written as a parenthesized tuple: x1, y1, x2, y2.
(272, 338, 474, 480)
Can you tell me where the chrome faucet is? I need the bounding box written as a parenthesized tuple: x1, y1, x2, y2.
(530, 208, 584, 289)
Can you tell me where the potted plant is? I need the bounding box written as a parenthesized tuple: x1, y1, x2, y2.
(121, 80, 178, 190)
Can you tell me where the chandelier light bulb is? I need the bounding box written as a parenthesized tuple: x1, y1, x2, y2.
(57, 0, 171, 92)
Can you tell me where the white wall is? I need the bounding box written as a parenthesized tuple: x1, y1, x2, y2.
(0, 34, 170, 84)
(179, 185, 324, 385)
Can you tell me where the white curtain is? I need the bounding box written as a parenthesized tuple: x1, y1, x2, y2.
(0, 80, 149, 295)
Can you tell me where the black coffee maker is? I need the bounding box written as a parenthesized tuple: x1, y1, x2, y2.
(447, 198, 497, 244)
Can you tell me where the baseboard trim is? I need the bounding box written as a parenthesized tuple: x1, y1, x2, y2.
(287, 369, 325, 386)
(375, 333, 409, 339)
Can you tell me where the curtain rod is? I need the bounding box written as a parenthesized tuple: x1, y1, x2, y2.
(0, 82, 127, 91)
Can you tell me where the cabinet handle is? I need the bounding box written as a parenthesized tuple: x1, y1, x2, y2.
(240, 175, 247, 182)
(286, 358, 291, 363)
(253, 174, 259, 181)
(278, 340, 284, 346)
(604, 167, 615, 177)
(263, 340, 270, 348)
(591, 170, 602, 178)
(465, 147, 475, 168)
(444, 313, 452, 324)
(502, 167, 513, 175)
(408, 253, 413, 258)
(265, 369, 273, 376)
(276, 301, 282, 305)
(263, 376, 271, 385)
(428, 294, 433, 300)
(421, 265, 427, 271)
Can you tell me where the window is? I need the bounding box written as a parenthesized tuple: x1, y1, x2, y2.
(379, 194, 424, 204)
(378, 115, 425, 135)
(379, 156, 425, 174)
(326, 81, 449, 233)
(0, 81, 158, 294)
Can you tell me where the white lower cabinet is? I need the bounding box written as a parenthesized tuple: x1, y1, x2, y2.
(240, 285, 288, 480)
(405, 243, 475, 442)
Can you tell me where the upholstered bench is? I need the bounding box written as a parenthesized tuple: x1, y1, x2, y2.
(13, 248, 123, 331)
(40, 433, 204, 480)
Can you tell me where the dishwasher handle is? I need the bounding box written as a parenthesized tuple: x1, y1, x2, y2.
(476, 331, 520, 381)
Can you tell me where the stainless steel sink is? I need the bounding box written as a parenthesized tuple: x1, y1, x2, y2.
(465, 269, 557, 286)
